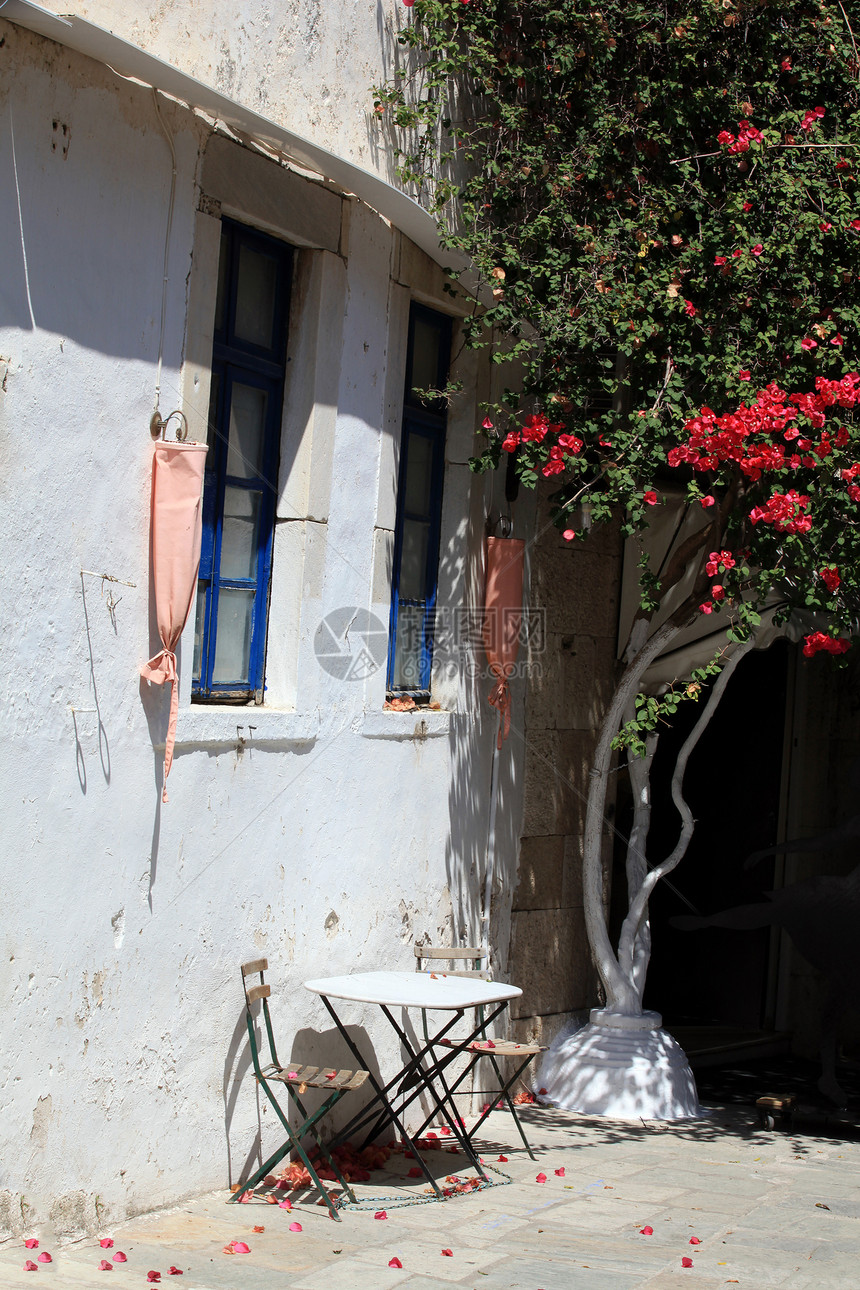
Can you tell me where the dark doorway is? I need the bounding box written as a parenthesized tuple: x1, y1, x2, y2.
(611, 641, 790, 1030)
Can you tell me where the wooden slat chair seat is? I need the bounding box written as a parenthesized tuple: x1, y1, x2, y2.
(234, 960, 370, 1220)
(415, 945, 547, 1160)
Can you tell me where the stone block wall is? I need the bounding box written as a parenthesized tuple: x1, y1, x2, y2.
(508, 493, 623, 1046)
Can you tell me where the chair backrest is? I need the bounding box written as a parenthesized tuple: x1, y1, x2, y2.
(240, 958, 278, 1075)
(414, 944, 493, 981)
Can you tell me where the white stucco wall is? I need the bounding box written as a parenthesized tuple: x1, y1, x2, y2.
(66, 0, 409, 182)
(0, 19, 527, 1235)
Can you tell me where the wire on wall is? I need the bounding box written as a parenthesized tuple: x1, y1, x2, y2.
(151, 87, 178, 418)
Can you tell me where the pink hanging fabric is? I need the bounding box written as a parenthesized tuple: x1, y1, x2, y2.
(140, 441, 207, 802)
(483, 536, 525, 749)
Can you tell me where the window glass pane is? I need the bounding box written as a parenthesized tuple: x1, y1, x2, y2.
(220, 487, 261, 580)
(226, 382, 268, 479)
(409, 315, 443, 398)
(403, 433, 433, 516)
(215, 231, 229, 334)
(212, 588, 255, 684)
(193, 584, 207, 683)
(399, 518, 429, 601)
(391, 605, 425, 689)
(235, 244, 278, 349)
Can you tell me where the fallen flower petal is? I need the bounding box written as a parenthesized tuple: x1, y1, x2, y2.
(24, 1240, 38, 1250)
(640, 1226, 653, 1235)
(289, 1222, 302, 1233)
(535, 1173, 548, 1184)
(407, 1167, 422, 1178)
(440, 1127, 451, 1135)
(222, 1244, 236, 1255)
(689, 1236, 701, 1244)
(498, 1155, 508, 1163)
(374, 1211, 388, 1221)
(100, 1239, 114, 1249)
(555, 1168, 565, 1177)
(99, 1259, 113, 1270)
(253, 1225, 265, 1233)
(147, 1275, 161, 1284)
(38, 1253, 52, 1263)
(24, 1261, 38, 1272)
(388, 1257, 403, 1268)
(167, 1268, 184, 1276)
(113, 1252, 128, 1262)
(562, 529, 575, 541)
(232, 1242, 251, 1254)
(278, 1199, 292, 1211)
(441, 1248, 453, 1256)
(681, 1256, 693, 1268)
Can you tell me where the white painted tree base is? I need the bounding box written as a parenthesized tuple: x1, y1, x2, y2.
(537, 1009, 704, 1121)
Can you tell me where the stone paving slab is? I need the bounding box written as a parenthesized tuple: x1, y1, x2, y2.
(2, 1103, 859, 1288)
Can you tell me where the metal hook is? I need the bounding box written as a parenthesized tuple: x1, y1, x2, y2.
(149, 408, 189, 442)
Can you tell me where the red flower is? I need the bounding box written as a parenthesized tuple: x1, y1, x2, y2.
(820, 222, 833, 232)
(717, 130, 735, 146)
(711, 585, 725, 601)
(751, 244, 763, 256)
(501, 432, 520, 453)
(481, 417, 494, 429)
(739, 370, 751, 380)
(743, 200, 753, 211)
(701, 495, 715, 508)
(831, 334, 844, 347)
(732, 248, 743, 258)
(640, 1226, 654, 1236)
(562, 529, 576, 541)
(643, 490, 658, 505)
(684, 300, 698, 317)
(801, 338, 818, 351)
(535, 1172, 548, 1184)
(780, 57, 792, 70)
(850, 219, 860, 231)
(714, 255, 727, 266)
(803, 632, 851, 658)
(820, 566, 841, 592)
(699, 602, 713, 615)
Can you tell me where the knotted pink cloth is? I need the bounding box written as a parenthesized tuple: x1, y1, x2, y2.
(483, 537, 525, 748)
(140, 441, 207, 802)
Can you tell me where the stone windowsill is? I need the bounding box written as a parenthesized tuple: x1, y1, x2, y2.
(360, 709, 453, 740)
(163, 707, 320, 749)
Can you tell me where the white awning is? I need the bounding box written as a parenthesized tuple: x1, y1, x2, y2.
(2, 0, 467, 276)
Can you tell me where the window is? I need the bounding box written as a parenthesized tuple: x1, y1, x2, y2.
(387, 305, 452, 697)
(192, 219, 292, 702)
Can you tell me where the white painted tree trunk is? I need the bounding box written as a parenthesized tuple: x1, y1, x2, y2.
(540, 626, 757, 1120)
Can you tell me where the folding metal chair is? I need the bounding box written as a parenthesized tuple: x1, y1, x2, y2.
(414, 945, 546, 1160)
(235, 959, 370, 1220)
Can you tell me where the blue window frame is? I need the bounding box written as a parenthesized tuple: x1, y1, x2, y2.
(387, 305, 452, 696)
(192, 219, 292, 702)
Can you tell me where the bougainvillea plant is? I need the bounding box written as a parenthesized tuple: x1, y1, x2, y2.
(376, 0, 860, 1017)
